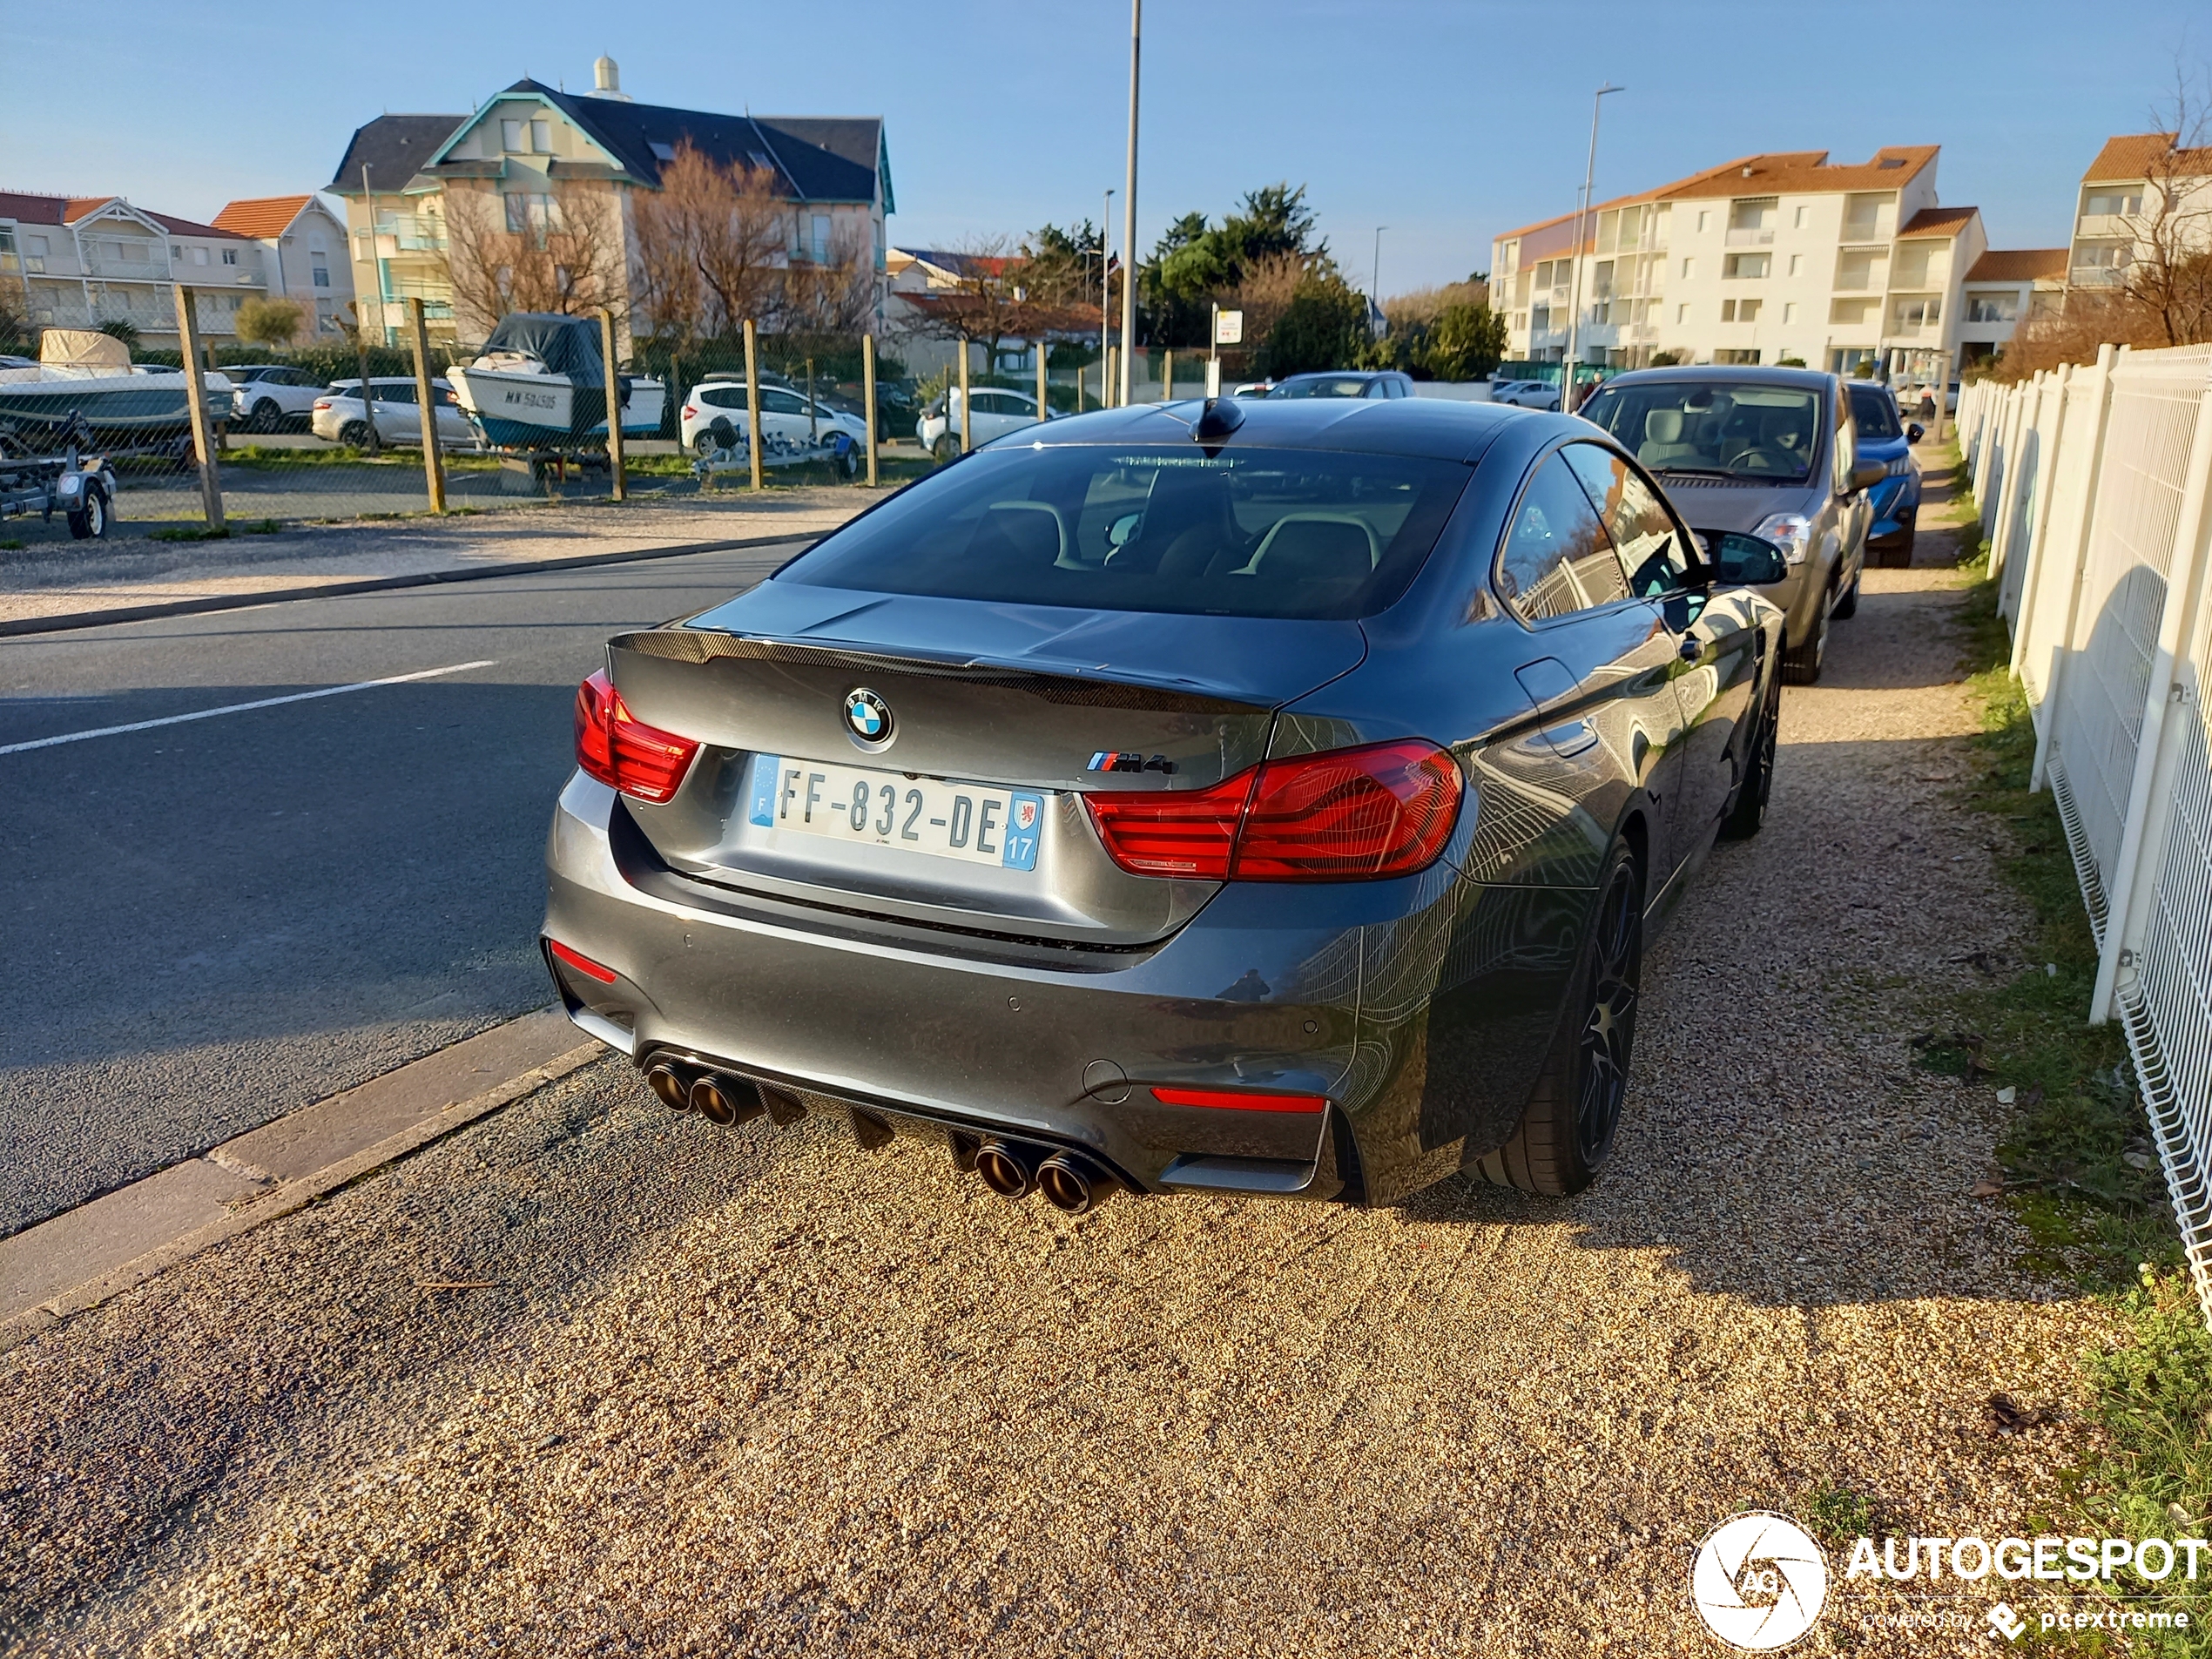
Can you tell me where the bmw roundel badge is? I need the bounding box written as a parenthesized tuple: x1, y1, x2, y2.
(844, 687, 893, 744)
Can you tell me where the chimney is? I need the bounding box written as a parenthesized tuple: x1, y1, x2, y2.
(590, 55, 631, 101)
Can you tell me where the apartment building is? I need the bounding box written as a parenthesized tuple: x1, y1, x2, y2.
(1956, 248, 2067, 368)
(2065, 131, 2212, 293)
(211, 194, 355, 338)
(329, 57, 894, 347)
(1493, 145, 2053, 379)
(0, 192, 266, 346)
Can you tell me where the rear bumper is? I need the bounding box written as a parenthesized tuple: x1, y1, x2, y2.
(543, 776, 1372, 1198)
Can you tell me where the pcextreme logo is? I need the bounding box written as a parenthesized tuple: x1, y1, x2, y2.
(1691, 1513, 1829, 1650)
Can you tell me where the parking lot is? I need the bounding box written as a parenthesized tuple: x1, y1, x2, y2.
(0, 516, 2108, 1655)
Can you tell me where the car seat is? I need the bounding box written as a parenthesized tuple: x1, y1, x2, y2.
(1123, 468, 1244, 578)
(1637, 408, 1703, 469)
(1233, 514, 1378, 584)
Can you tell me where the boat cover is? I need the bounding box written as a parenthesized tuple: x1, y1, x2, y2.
(41, 329, 131, 369)
(477, 314, 604, 381)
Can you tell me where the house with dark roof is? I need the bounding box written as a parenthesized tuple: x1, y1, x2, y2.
(1488, 145, 2017, 381)
(327, 57, 894, 346)
(0, 191, 268, 346)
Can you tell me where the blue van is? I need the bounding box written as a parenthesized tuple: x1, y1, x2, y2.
(1848, 381, 1924, 566)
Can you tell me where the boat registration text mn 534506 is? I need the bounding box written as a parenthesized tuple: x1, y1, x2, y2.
(746, 757, 1045, 873)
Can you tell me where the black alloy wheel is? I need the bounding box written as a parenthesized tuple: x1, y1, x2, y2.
(1719, 677, 1779, 840)
(249, 398, 282, 434)
(1782, 580, 1832, 684)
(1574, 853, 1642, 1168)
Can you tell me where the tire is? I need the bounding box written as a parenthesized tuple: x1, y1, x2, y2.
(1831, 564, 1861, 620)
(932, 435, 960, 466)
(837, 447, 861, 480)
(1480, 837, 1644, 1196)
(1781, 578, 1834, 685)
(1888, 512, 1918, 568)
(248, 398, 282, 435)
(66, 488, 107, 541)
(1720, 673, 1779, 840)
(692, 432, 719, 458)
(339, 420, 369, 447)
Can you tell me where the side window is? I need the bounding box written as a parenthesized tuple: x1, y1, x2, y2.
(1496, 453, 1630, 623)
(1562, 442, 1691, 597)
(765, 388, 806, 415)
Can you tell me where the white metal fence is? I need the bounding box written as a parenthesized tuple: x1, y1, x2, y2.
(1959, 346, 2212, 1318)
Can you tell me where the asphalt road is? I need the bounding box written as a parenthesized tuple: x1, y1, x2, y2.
(0, 543, 798, 1236)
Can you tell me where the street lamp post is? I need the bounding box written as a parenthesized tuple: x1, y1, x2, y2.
(1372, 225, 1386, 319)
(1118, 0, 1141, 409)
(1561, 83, 1622, 415)
(1101, 188, 1115, 406)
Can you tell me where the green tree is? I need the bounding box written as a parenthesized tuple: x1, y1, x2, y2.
(1143, 184, 1330, 348)
(236, 296, 306, 349)
(1259, 270, 1368, 377)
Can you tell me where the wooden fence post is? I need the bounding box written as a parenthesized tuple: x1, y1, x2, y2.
(743, 320, 764, 492)
(863, 333, 880, 487)
(958, 337, 972, 455)
(598, 307, 626, 502)
(172, 285, 225, 532)
(1035, 343, 1048, 429)
(408, 299, 446, 514)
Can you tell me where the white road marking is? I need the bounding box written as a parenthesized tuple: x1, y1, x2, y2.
(0, 660, 499, 756)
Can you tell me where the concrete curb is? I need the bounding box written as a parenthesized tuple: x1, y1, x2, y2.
(0, 1016, 609, 1354)
(0, 529, 819, 638)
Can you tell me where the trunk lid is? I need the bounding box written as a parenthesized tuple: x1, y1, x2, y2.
(603, 581, 1367, 947)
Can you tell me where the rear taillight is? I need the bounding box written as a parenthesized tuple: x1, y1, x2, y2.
(1084, 739, 1461, 882)
(574, 669, 700, 804)
(546, 938, 617, 983)
(683, 404, 697, 417)
(313, 399, 331, 409)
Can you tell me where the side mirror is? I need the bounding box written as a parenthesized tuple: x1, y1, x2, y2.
(1851, 460, 1887, 493)
(1906, 422, 1925, 445)
(1706, 531, 1789, 587)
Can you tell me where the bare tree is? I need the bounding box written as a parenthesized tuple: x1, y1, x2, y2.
(443, 184, 627, 338)
(894, 237, 1096, 370)
(625, 146, 790, 344)
(2114, 67, 2212, 347)
(781, 219, 879, 340)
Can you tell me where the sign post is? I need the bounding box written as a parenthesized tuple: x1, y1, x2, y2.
(1211, 307, 1243, 399)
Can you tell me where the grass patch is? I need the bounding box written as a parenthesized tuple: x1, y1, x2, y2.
(0, 538, 23, 551)
(149, 525, 230, 543)
(241, 517, 281, 535)
(1803, 1480, 1876, 1548)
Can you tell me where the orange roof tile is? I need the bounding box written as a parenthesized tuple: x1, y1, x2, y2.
(1659, 145, 1939, 200)
(212, 194, 314, 238)
(1898, 205, 1978, 238)
(1966, 247, 2068, 282)
(2081, 132, 2212, 182)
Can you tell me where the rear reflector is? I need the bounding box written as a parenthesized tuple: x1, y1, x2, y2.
(1085, 738, 1462, 882)
(1150, 1084, 1326, 1114)
(546, 938, 617, 983)
(575, 669, 701, 804)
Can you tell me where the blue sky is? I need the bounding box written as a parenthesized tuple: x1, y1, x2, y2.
(3, 0, 2203, 292)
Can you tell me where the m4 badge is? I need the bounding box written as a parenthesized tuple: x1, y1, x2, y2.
(1088, 752, 1176, 774)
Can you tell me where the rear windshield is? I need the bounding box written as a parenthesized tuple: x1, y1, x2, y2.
(1271, 376, 1374, 399)
(1578, 381, 1824, 483)
(775, 443, 1470, 620)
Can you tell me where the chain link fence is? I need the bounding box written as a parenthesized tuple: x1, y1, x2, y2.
(1960, 346, 2212, 1322)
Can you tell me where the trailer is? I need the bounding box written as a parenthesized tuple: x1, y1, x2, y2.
(0, 431, 118, 540)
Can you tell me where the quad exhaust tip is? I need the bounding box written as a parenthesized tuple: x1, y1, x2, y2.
(644, 1061, 692, 1111)
(1036, 1150, 1116, 1215)
(974, 1139, 1036, 1198)
(689, 1072, 765, 1127)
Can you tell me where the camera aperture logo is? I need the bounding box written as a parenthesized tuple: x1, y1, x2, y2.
(1692, 1512, 1830, 1650)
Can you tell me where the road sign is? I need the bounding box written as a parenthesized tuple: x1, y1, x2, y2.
(1214, 309, 1244, 346)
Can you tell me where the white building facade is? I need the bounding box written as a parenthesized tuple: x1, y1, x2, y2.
(212, 194, 355, 338)
(1492, 146, 2048, 380)
(0, 191, 267, 345)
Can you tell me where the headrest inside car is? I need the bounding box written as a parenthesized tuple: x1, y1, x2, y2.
(1645, 409, 1684, 443)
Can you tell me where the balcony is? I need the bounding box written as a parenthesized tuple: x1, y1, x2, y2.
(2070, 265, 2126, 288)
(2074, 213, 2136, 239)
(80, 254, 170, 282)
(1725, 227, 1775, 246)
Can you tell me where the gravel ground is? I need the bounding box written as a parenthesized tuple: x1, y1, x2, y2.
(0, 490, 2112, 1656)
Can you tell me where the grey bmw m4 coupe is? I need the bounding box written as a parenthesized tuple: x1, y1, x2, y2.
(542, 395, 1788, 1213)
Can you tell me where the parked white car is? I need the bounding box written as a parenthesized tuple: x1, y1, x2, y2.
(917, 387, 1048, 460)
(1490, 379, 1561, 409)
(226, 365, 325, 433)
(311, 378, 477, 448)
(680, 378, 868, 470)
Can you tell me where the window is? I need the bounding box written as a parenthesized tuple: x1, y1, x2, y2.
(1723, 253, 1769, 280)
(222, 248, 238, 266)
(810, 212, 832, 260)
(1720, 298, 1762, 322)
(1577, 381, 1820, 482)
(782, 447, 1472, 623)
(1793, 205, 1808, 230)
(1681, 258, 1694, 279)
(1712, 348, 1762, 366)
(502, 118, 524, 152)
(1782, 301, 1797, 323)
(505, 193, 526, 233)
(313, 264, 330, 288)
(26, 235, 47, 256)
(1966, 292, 2019, 324)
(1676, 302, 1689, 323)
(192, 246, 209, 266)
(531, 119, 551, 153)
(1562, 444, 1690, 597)
(1830, 297, 1876, 326)
(1787, 253, 1801, 276)
(764, 388, 809, 415)
(1849, 386, 1902, 441)
(1842, 192, 1889, 241)
(1696, 210, 1710, 233)
(2085, 191, 2143, 217)
(1496, 454, 1631, 622)
(1833, 249, 1883, 291)
(1893, 297, 1941, 327)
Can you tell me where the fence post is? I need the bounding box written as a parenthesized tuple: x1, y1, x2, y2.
(597, 307, 626, 502)
(2092, 369, 2212, 1022)
(958, 337, 972, 455)
(408, 299, 446, 514)
(2010, 367, 2074, 684)
(2027, 346, 2121, 792)
(1036, 344, 1048, 429)
(1987, 380, 2028, 565)
(743, 319, 763, 492)
(863, 333, 879, 488)
(1162, 347, 1173, 403)
(172, 285, 225, 533)
(353, 315, 381, 455)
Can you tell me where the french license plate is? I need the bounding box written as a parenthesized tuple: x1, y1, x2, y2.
(748, 756, 1044, 872)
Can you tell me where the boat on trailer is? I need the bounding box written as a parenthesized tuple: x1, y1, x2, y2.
(0, 329, 237, 440)
(446, 314, 664, 448)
